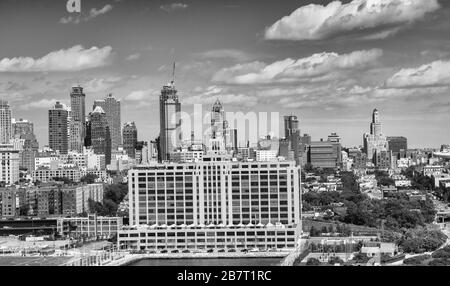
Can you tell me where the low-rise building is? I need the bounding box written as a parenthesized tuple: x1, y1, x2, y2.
(57, 214, 123, 239)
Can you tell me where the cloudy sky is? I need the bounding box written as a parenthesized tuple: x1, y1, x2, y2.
(0, 0, 449, 148)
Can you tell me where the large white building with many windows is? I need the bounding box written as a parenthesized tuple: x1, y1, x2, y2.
(118, 157, 302, 251)
(0, 144, 20, 185)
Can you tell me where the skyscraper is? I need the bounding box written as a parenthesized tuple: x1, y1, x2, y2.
(284, 115, 301, 166)
(12, 118, 33, 138)
(12, 118, 38, 172)
(159, 80, 181, 162)
(93, 94, 121, 151)
(69, 120, 84, 153)
(70, 86, 86, 135)
(90, 106, 111, 165)
(123, 122, 137, 159)
(49, 102, 69, 154)
(0, 100, 12, 144)
(387, 136, 408, 153)
(284, 115, 299, 139)
(363, 109, 388, 161)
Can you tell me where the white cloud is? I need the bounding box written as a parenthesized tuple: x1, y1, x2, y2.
(126, 53, 141, 61)
(196, 49, 252, 62)
(83, 77, 123, 93)
(212, 49, 383, 84)
(20, 99, 65, 110)
(60, 4, 113, 24)
(184, 86, 258, 107)
(160, 3, 188, 12)
(0, 45, 113, 72)
(386, 60, 450, 88)
(264, 0, 440, 41)
(125, 89, 159, 101)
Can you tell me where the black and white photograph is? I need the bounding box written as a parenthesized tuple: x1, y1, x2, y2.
(0, 0, 450, 274)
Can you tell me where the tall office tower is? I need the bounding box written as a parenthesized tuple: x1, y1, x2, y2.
(70, 86, 86, 136)
(0, 144, 20, 185)
(12, 118, 33, 138)
(12, 118, 38, 172)
(387, 136, 408, 153)
(69, 120, 84, 153)
(90, 106, 111, 165)
(123, 122, 137, 159)
(210, 99, 230, 151)
(229, 128, 238, 154)
(363, 108, 388, 161)
(159, 80, 181, 162)
(84, 116, 91, 147)
(93, 94, 121, 151)
(284, 115, 299, 139)
(284, 115, 301, 166)
(119, 159, 301, 251)
(49, 102, 69, 155)
(0, 100, 12, 144)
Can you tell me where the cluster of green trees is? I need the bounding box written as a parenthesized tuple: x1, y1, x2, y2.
(403, 245, 450, 265)
(398, 227, 447, 253)
(305, 257, 320, 266)
(303, 172, 437, 231)
(373, 170, 395, 187)
(403, 254, 431, 265)
(402, 166, 434, 190)
(88, 183, 128, 216)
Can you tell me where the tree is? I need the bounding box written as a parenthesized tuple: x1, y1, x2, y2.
(306, 257, 320, 266)
(19, 204, 28, 216)
(328, 256, 344, 265)
(52, 177, 74, 185)
(304, 163, 314, 173)
(81, 174, 98, 184)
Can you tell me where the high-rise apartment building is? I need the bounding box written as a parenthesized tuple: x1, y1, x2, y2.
(69, 120, 84, 153)
(363, 109, 388, 161)
(49, 102, 69, 155)
(159, 81, 181, 162)
(0, 144, 20, 185)
(93, 94, 121, 151)
(70, 86, 86, 136)
(12, 118, 38, 172)
(0, 100, 12, 144)
(284, 115, 302, 166)
(90, 106, 112, 165)
(123, 122, 137, 159)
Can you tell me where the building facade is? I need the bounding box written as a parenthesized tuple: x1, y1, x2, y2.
(0, 144, 20, 185)
(159, 81, 181, 162)
(123, 122, 137, 159)
(118, 159, 301, 251)
(363, 109, 388, 161)
(90, 106, 112, 165)
(70, 86, 86, 137)
(93, 94, 121, 151)
(49, 102, 69, 155)
(0, 100, 12, 144)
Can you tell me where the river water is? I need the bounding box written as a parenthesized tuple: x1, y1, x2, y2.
(128, 257, 283, 266)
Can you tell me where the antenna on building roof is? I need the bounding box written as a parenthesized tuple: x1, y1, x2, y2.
(171, 62, 176, 85)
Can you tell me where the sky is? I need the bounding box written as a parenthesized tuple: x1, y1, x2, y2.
(0, 0, 450, 149)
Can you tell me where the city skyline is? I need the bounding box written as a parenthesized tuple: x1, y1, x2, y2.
(1, 0, 450, 148)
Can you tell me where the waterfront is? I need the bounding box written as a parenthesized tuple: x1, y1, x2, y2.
(128, 257, 283, 266)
